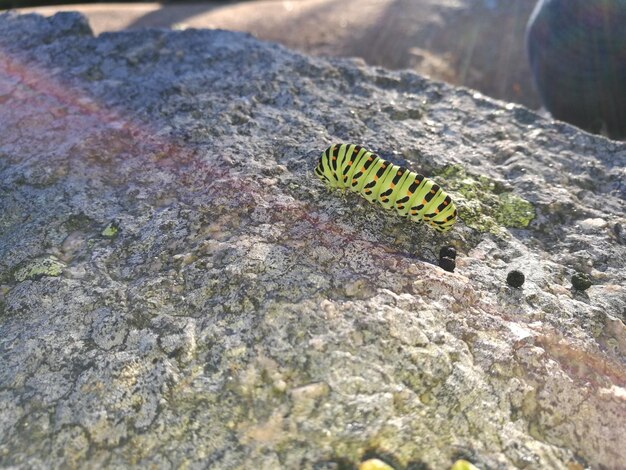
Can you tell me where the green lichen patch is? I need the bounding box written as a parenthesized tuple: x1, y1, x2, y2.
(494, 192, 535, 229)
(13, 255, 66, 282)
(101, 221, 120, 238)
(433, 164, 535, 235)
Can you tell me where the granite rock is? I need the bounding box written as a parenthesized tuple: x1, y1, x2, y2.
(0, 11, 625, 470)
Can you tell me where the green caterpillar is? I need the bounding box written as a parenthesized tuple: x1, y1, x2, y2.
(315, 143, 457, 232)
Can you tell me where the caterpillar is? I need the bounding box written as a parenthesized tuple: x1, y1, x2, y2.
(315, 143, 457, 232)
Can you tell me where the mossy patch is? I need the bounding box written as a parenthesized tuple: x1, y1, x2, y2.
(13, 255, 66, 282)
(494, 192, 535, 229)
(433, 164, 535, 235)
(102, 221, 120, 238)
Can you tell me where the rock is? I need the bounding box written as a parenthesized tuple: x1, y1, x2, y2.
(527, 0, 626, 139)
(18, 0, 541, 108)
(578, 217, 608, 233)
(0, 10, 625, 470)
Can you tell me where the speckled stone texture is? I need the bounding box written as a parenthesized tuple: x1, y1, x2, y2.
(0, 11, 625, 470)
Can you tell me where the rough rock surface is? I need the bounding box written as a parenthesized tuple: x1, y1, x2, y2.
(18, 0, 542, 109)
(0, 11, 625, 470)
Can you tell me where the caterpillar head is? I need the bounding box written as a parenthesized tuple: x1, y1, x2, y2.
(315, 157, 340, 189)
(314, 162, 329, 182)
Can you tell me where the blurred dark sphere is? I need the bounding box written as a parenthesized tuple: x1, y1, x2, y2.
(571, 272, 592, 291)
(438, 257, 456, 273)
(439, 245, 457, 260)
(527, 0, 626, 139)
(506, 270, 525, 288)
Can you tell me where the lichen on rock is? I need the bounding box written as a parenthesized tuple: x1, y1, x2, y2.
(434, 163, 535, 235)
(12, 255, 66, 282)
(101, 221, 120, 238)
(494, 192, 535, 228)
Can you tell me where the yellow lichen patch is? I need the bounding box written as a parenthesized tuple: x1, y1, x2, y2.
(101, 222, 119, 238)
(359, 458, 396, 470)
(116, 360, 143, 388)
(450, 459, 479, 470)
(13, 255, 66, 282)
